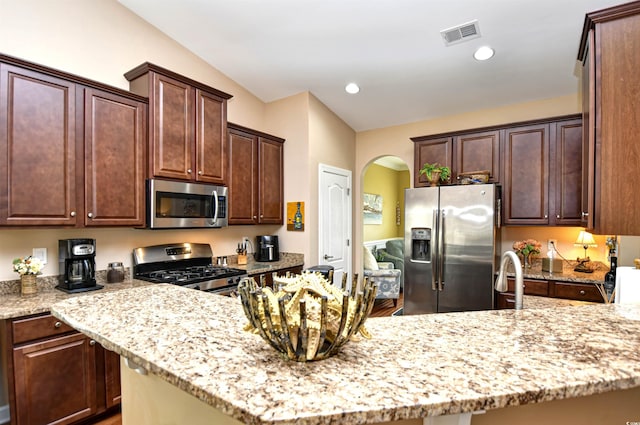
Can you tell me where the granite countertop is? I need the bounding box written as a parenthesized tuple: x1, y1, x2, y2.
(230, 252, 304, 276)
(0, 273, 152, 320)
(506, 259, 608, 283)
(50, 284, 640, 425)
(523, 294, 596, 309)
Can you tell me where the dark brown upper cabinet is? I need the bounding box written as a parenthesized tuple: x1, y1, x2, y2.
(412, 114, 581, 226)
(227, 123, 284, 225)
(125, 63, 232, 185)
(578, 1, 640, 235)
(412, 131, 499, 186)
(412, 136, 453, 186)
(503, 124, 550, 225)
(0, 54, 147, 227)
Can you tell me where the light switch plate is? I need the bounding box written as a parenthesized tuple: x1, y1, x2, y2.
(32, 248, 47, 264)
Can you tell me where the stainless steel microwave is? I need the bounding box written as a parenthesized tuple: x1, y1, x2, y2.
(146, 179, 228, 229)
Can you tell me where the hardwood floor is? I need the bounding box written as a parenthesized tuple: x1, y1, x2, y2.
(370, 292, 404, 317)
(89, 294, 402, 425)
(89, 413, 122, 425)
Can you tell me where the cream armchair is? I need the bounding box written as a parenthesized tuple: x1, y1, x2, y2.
(363, 246, 401, 306)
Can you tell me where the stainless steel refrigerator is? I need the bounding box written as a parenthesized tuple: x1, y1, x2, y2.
(403, 183, 500, 314)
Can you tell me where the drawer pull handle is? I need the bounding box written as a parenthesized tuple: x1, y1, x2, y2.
(89, 340, 96, 346)
(579, 290, 586, 295)
(54, 321, 62, 329)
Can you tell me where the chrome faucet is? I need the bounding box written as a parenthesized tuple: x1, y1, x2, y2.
(495, 250, 524, 310)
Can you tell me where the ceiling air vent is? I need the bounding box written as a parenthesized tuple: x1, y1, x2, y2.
(440, 20, 481, 46)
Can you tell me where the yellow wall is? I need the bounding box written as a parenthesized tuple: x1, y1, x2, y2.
(363, 164, 409, 241)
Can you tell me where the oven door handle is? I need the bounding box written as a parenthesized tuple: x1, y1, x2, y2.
(210, 190, 219, 223)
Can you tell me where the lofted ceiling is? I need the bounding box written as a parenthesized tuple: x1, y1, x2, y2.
(117, 0, 622, 132)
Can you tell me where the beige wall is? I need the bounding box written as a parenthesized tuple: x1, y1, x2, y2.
(307, 94, 356, 266)
(0, 0, 287, 281)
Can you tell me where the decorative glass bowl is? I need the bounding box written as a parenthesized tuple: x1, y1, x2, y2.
(238, 272, 377, 362)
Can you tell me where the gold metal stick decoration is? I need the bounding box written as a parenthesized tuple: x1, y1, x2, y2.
(238, 272, 377, 361)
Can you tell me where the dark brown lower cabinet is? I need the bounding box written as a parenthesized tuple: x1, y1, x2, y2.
(496, 277, 603, 309)
(250, 265, 304, 287)
(4, 313, 120, 425)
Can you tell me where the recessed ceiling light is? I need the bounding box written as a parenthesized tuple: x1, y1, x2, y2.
(345, 83, 360, 94)
(473, 46, 495, 61)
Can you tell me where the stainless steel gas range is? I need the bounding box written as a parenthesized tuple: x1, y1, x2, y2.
(133, 243, 247, 296)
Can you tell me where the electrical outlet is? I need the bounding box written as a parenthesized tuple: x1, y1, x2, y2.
(32, 247, 47, 264)
(242, 236, 250, 245)
(547, 239, 557, 251)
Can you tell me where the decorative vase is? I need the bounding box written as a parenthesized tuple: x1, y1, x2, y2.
(20, 274, 37, 295)
(523, 254, 533, 269)
(428, 171, 441, 187)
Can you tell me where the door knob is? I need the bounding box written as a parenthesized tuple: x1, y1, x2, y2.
(324, 254, 334, 260)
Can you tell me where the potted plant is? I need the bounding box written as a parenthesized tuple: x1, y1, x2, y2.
(419, 162, 451, 186)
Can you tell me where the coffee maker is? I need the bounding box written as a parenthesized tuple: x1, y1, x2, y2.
(56, 239, 103, 293)
(254, 235, 280, 262)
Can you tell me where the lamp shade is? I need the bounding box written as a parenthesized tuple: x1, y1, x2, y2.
(574, 231, 597, 247)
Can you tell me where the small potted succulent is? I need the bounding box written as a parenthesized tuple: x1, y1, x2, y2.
(419, 162, 451, 186)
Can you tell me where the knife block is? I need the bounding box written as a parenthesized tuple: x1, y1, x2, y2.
(237, 254, 247, 265)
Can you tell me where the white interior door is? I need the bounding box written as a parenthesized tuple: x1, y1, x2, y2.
(318, 164, 352, 289)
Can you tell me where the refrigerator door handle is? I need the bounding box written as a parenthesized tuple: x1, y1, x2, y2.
(438, 209, 445, 291)
(431, 209, 439, 291)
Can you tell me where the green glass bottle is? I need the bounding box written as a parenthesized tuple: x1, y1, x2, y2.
(294, 202, 302, 230)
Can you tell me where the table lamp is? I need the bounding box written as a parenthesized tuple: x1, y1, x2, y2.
(573, 230, 597, 272)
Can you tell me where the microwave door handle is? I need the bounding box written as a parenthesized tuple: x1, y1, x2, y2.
(211, 191, 219, 222)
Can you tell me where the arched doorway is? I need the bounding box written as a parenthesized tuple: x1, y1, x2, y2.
(361, 156, 409, 311)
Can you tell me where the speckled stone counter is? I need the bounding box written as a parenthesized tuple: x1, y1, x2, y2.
(50, 284, 640, 425)
(231, 252, 304, 276)
(523, 294, 595, 309)
(0, 273, 151, 319)
(506, 259, 607, 283)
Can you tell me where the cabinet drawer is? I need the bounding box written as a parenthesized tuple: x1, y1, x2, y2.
(507, 278, 548, 296)
(552, 282, 602, 303)
(12, 313, 76, 345)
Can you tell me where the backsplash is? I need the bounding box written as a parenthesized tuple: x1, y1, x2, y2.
(0, 226, 282, 281)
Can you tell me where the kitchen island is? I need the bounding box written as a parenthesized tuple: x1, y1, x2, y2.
(50, 284, 640, 425)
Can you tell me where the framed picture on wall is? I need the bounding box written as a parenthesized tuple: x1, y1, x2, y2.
(363, 193, 383, 225)
(287, 201, 304, 231)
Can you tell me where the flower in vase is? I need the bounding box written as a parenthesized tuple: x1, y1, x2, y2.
(512, 239, 542, 257)
(12, 256, 44, 276)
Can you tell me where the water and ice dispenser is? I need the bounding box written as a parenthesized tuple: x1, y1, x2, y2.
(410, 228, 431, 261)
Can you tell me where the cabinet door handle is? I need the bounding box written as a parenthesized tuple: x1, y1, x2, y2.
(544, 214, 548, 219)
(579, 290, 586, 295)
(253, 215, 257, 219)
(70, 211, 76, 217)
(581, 212, 589, 218)
(89, 340, 96, 346)
(54, 321, 62, 328)
(187, 168, 192, 174)
(556, 214, 560, 219)
(198, 170, 202, 175)
(87, 212, 93, 219)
